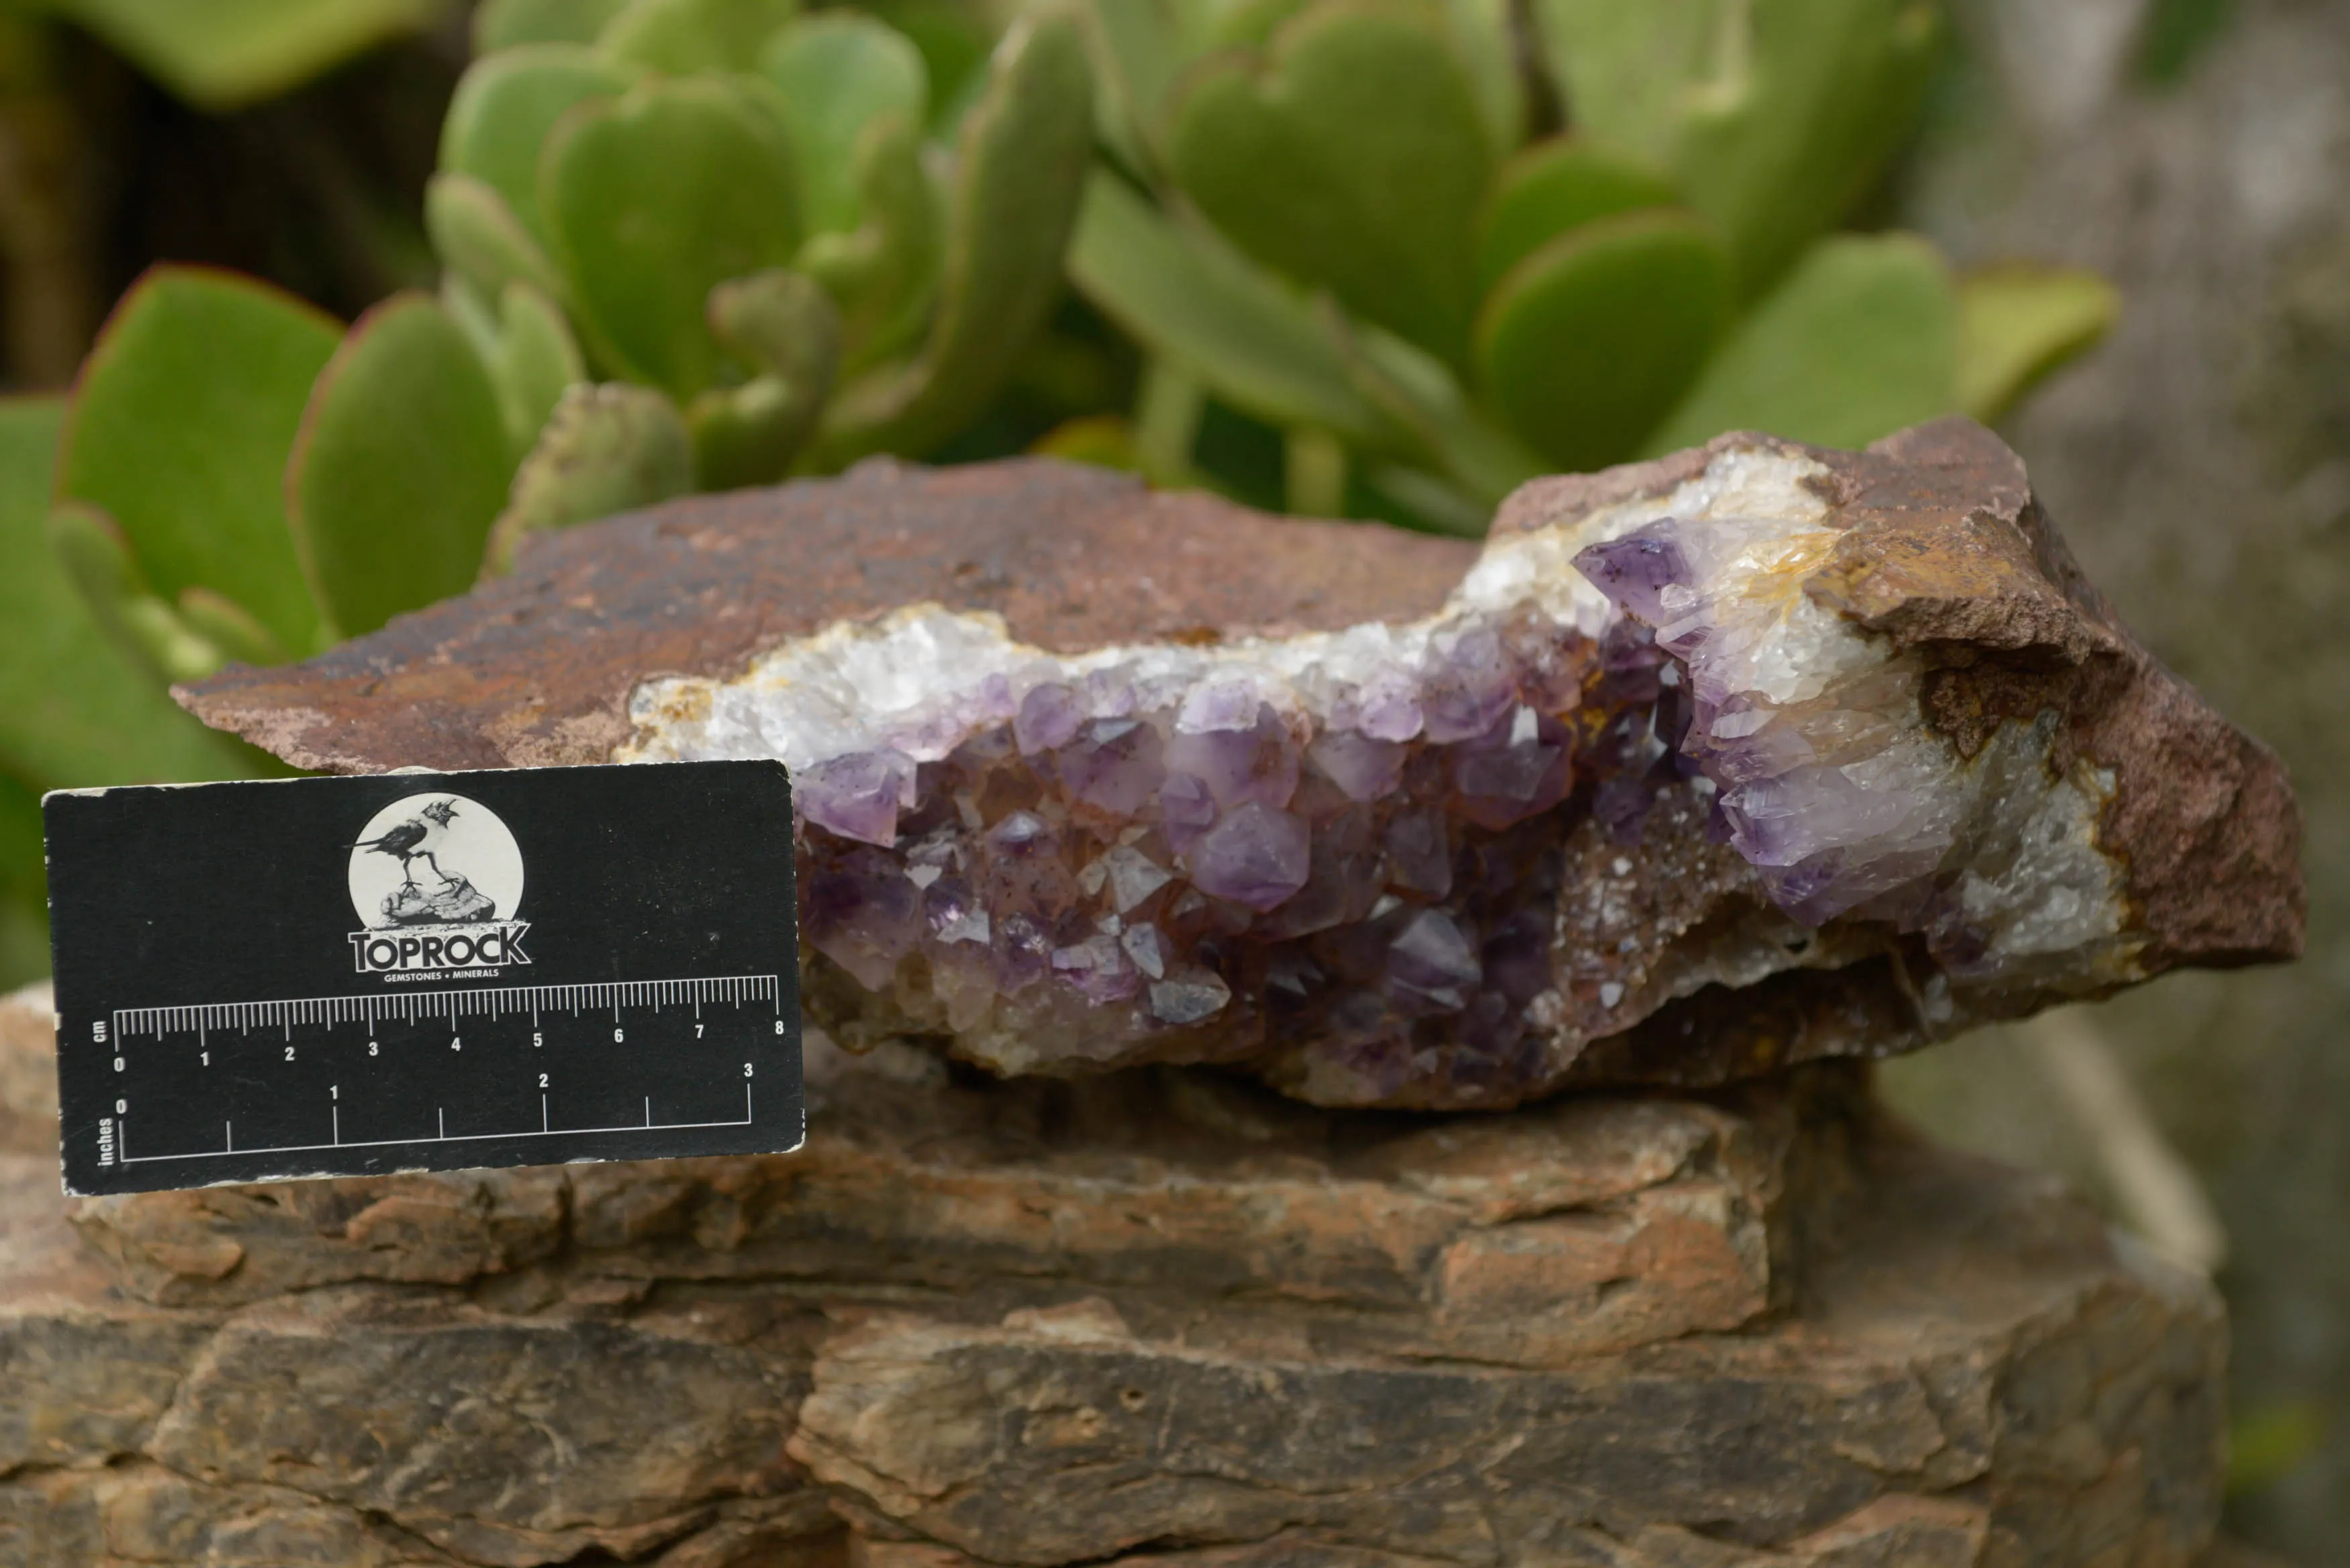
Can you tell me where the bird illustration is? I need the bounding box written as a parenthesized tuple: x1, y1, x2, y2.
(352, 799, 460, 888)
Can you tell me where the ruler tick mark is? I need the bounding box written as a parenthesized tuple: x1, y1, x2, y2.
(95, 975, 784, 1171)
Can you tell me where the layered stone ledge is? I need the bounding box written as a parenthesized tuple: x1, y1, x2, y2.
(66, 1018, 1818, 1361)
(0, 987, 2226, 1567)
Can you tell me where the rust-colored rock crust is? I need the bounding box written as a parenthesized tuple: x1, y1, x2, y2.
(176, 425, 2302, 1099)
(179, 460, 1475, 777)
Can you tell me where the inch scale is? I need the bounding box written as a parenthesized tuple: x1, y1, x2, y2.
(46, 761, 802, 1196)
(100, 975, 785, 1178)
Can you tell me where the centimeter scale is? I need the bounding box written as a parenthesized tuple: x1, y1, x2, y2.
(44, 761, 802, 1197)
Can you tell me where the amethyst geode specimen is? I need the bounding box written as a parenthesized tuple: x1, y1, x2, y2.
(182, 419, 2302, 1107)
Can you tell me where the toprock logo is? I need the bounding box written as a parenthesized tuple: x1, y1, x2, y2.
(345, 793, 531, 976)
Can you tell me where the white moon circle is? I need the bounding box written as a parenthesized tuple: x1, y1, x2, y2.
(346, 793, 526, 930)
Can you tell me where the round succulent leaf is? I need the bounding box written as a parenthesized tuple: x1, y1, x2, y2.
(0, 402, 258, 789)
(1203, 0, 1311, 50)
(489, 281, 588, 461)
(1088, 0, 1205, 171)
(46, 501, 228, 689)
(1474, 138, 1681, 297)
(485, 383, 696, 574)
(859, 0, 992, 128)
(543, 77, 803, 397)
(1342, 320, 1543, 503)
(1642, 232, 1956, 456)
(818, 12, 1093, 461)
(440, 45, 628, 254)
(760, 14, 929, 239)
(597, 0, 801, 73)
(1443, 0, 1525, 159)
(173, 586, 285, 667)
(286, 293, 517, 638)
(57, 266, 340, 657)
(690, 268, 840, 487)
(794, 113, 943, 375)
(708, 266, 839, 378)
(1164, 1, 1495, 367)
(475, 0, 634, 51)
(688, 376, 796, 490)
(425, 171, 567, 303)
(1955, 263, 2118, 422)
(1068, 170, 1381, 444)
(440, 271, 502, 353)
(1676, 0, 1938, 290)
(1525, 0, 1713, 164)
(64, 0, 438, 113)
(1474, 208, 1732, 473)
(1538, 0, 1940, 292)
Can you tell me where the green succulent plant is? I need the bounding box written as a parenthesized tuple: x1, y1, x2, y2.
(5, 0, 446, 111)
(39, 0, 1093, 678)
(1069, 0, 2119, 525)
(0, 0, 1096, 981)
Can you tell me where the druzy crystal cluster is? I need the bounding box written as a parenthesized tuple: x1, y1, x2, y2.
(630, 592, 1664, 1092)
(622, 431, 2222, 1106)
(184, 420, 2303, 1106)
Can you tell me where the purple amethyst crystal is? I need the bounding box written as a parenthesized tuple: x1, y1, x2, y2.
(1098, 846, 1174, 913)
(923, 875, 990, 947)
(1382, 812, 1452, 897)
(1166, 699, 1299, 810)
(992, 910, 1053, 993)
(1387, 908, 1482, 1010)
(1309, 729, 1407, 802)
(983, 810, 1079, 924)
(1058, 717, 1166, 816)
(1188, 801, 1312, 911)
(1158, 772, 1218, 847)
(1419, 627, 1517, 743)
(802, 844, 921, 990)
(1574, 523, 1689, 625)
(1051, 932, 1141, 1003)
(1149, 970, 1232, 1025)
(798, 750, 916, 846)
(1015, 683, 1082, 754)
(1448, 706, 1572, 830)
(1119, 920, 1170, 979)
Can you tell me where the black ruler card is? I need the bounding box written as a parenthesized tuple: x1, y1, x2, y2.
(43, 760, 800, 1196)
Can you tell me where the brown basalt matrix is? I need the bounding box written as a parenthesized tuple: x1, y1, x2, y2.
(181, 420, 2304, 1106)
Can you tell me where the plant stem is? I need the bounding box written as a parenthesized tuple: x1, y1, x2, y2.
(1284, 426, 1347, 518)
(1134, 356, 1204, 486)
(0, 18, 101, 387)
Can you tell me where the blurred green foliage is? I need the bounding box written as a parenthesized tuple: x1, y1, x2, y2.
(2136, 0, 2235, 87)
(3, 0, 445, 110)
(0, 0, 2122, 985)
(2227, 1399, 2329, 1498)
(0, 391, 280, 987)
(1070, 0, 2118, 524)
(0, 0, 1096, 983)
(30, 0, 1092, 670)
